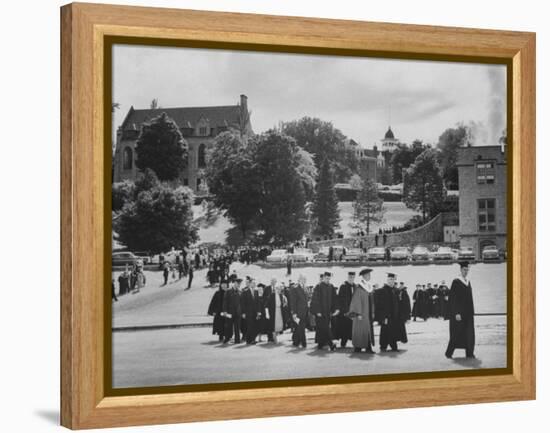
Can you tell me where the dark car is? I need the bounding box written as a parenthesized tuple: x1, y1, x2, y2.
(112, 251, 139, 267)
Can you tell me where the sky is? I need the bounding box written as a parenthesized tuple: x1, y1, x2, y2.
(112, 44, 507, 148)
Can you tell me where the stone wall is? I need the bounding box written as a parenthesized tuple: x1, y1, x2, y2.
(308, 213, 444, 252)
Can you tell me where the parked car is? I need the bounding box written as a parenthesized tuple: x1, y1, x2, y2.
(112, 251, 139, 267)
(457, 247, 476, 261)
(390, 246, 410, 261)
(266, 249, 289, 263)
(411, 245, 430, 261)
(290, 248, 315, 262)
(315, 245, 346, 261)
(433, 246, 454, 261)
(133, 251, 151, 264)
(482, 245, 500, 261)
(366, 247, 386, 261)
(342, 248, 365, 262)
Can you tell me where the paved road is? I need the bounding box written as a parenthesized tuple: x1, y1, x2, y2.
(112, 315, 507, 388)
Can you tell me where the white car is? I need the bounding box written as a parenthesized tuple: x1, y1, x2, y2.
(266, 249, 289, 263)
(290, 248, 315, 262)
(390, 247, 410, 261)
(342, 248, 365, 262)
(433, 246, 453, 261)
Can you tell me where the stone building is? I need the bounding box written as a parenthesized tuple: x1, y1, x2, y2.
(380, 126, 399, 152)
(113, 94, 253, 194)
(457, 144, 507, 258)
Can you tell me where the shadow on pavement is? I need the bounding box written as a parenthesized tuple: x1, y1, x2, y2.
(451, 357, 483, 368)
(348, 351, 376, 360)
(375, 349, 408, 358)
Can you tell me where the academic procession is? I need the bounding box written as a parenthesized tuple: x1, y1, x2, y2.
(207, 261, 476, 358)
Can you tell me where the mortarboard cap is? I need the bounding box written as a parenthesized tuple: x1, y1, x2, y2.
(458, 261, 470, 268)
(387, 272, 396, 278)
(359, 268, 373, 276)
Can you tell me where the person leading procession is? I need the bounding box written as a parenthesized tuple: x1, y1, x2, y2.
(207, 278, 227, 342)
(445, 261, 476, 359)
(348, 268, 375, 353)
(336, 271, 355, 348)
(240, 276, 259, 344)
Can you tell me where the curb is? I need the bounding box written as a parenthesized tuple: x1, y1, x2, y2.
(112, 313, 506, 333)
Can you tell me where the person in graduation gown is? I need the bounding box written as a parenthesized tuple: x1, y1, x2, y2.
(440, 281, 451, 320)
(288, 274, 309, 348)
(412, 284, 423, 321)
(396, 281, 411, 343)
(221, 277, 242, 344)
(375, 273, 403, 351)
(348, 268, 375, 353)
(445, 262, 476, 358)
(207, 279, 227, 341)
(336, 272, 355, 348)
(255, 284, 268, 342)
(240, 276, 259, 344)
(310, 272, 338, 351)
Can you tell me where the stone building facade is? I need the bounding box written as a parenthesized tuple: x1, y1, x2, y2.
(113, 94, 253, 194)
(457, 144, 507, 258)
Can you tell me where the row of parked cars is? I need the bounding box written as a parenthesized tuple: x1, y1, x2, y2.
(266, 244, 503, 263)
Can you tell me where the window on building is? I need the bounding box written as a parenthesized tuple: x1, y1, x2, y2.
(196, 178, 202, 190)
(183, 178, 189, 186)
(199, 126, 207, 136)
(476, 161, 496, 184)
(198, 143, 206, 168)
(478, 198, 496, 232)
(123, 147, 133, 170)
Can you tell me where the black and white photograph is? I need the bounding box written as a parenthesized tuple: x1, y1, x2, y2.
(110, 44, 508, 389)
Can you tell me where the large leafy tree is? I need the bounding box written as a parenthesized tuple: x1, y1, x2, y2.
(112, 180, 135, 212)
(252, 131, 309, 244)
(352, 176, 385, 235)
(404, 149, 445, 222)
(205, 131, 262, 239)
(282, 117, 358, 182)
(115, 183, 198, 254)
(437, 124, 467, 190)
(135, 112, 188, 181)
(310, 158, 341, 237)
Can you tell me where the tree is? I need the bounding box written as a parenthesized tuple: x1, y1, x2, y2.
(112, 180, 135, 212)
(352, 177, 385, 235)
(282, 117, 358, 182)
(390, 141, 426, 184)
(135, 112, 188, 181)
(404, 149, 445, 222)
(115, 183, 198, 254)
(295, 148, 318, 200)
(150, 98, 160, 109)
(252, 131, 310, 244)
(134, 168, 161, 195)
(437, 124, 467, 190)
(205, 131, 262, 239)
(310, 158, 340, 237)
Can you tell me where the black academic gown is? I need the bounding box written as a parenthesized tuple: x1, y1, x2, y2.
(310, 282, 336, 348)
(240, 288, 259, 343)
(222, 288, 241, 343)
(375, 284, 403, 350)
(289, 284, 309, 346)
(446, 278, 475, 356)
(336, 282, 354, 343)
(396, 288, 411, 343)
(207, 289, 225, 337)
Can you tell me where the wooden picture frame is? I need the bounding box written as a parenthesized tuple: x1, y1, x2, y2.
(60, 2, 536, 429)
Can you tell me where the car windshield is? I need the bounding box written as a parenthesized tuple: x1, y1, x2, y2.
(483, 246, 498, 251)
(413, 247, 427, 252)
(369, 248, 384, 253)
(394, 247, 407, 252)
(438, 247, 451, 253)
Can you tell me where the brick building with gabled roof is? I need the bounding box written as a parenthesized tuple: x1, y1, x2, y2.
(113, 94, 253, 194)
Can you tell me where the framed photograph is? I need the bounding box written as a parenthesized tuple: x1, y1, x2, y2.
(60, 3, 535, 429)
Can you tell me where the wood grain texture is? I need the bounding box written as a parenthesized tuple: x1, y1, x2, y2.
(60, 2, 536, 429)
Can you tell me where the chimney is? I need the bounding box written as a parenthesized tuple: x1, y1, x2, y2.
(240, 94, 248, 112)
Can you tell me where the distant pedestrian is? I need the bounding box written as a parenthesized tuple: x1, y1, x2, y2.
(375, 234, 379, 246)
(162, 262, 169, 286)
(383, 233, 387, 245)
(286, 257, 293, 276)
(186, 264, 194, 290)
